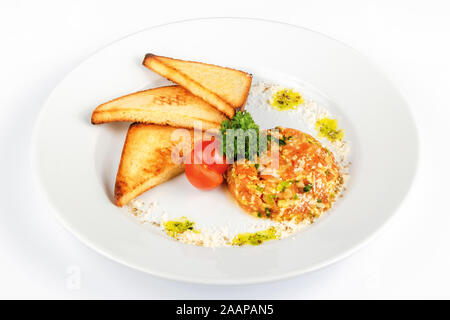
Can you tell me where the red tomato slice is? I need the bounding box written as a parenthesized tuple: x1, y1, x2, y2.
(185, 139, 229, 190)
(185, 162, 224, 190)
(201, 139, 229, 174)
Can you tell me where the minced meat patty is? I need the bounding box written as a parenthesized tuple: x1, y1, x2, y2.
(226, 127, 343, 222)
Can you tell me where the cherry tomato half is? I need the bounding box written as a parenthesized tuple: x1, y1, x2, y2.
(185, 139, 229, 190)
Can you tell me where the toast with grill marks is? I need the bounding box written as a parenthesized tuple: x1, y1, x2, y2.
(91, 85, 226, 130)
(142, 54, 252, 118)
(114, 123, 193, 207)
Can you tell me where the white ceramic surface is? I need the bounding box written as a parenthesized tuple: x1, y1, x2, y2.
(32, 18, 418, 284)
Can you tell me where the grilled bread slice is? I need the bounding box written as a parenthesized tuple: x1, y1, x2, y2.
(91, 85, 226, 130)
(114, 123, 193, 207)
(142, 54, 252, 118)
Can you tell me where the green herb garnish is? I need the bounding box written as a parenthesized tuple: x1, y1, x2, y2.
(276, 179, 299, 192)
(303, 183, 313, 192)
(267, 134, 286, 146)
(276, 180, 292, 192)
(263, 194, 277, 205)
(220, 111, 260, 161)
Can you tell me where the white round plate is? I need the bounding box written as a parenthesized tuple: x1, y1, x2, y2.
(32, 18, 419, 284)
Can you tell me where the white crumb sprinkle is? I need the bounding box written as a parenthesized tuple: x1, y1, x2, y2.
(247, 81, 351, 175)
(126, 199, 313, 248)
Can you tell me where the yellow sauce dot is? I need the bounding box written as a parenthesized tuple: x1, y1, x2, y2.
(270, 89, 304, 111)
(315, 118, 344, 142)
(163, 217, 197, 237)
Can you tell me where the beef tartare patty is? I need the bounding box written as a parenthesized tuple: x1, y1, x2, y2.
(226, 127, 343, 222)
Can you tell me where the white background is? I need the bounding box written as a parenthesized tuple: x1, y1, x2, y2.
(0, 0, 448, 299)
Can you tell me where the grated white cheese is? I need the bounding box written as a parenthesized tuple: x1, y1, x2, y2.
(247, 81, 350, 167)
(126, 199, 312, 248)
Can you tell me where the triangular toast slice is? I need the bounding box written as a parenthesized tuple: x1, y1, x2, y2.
(142, 54, 252, 118)
(114, 123, 193, 207)
(91, 85, 226, 130)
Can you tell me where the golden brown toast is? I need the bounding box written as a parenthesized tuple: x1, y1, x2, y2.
(114, 123, 193, 207)
(142, 54, 252, 118)
(91, 85, 226, 130)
